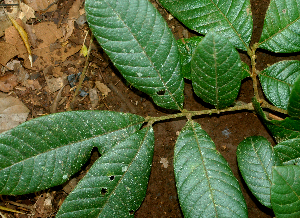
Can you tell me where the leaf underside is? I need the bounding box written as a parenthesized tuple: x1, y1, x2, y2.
(237, 136, 281, 208)
(56, 127, 154, 218)
(191, 30, 243, 109)
(271, 165, 300, 217)
(0, 111, 144, 195)
(174, 120, 247, 217)
(259, 0, 300, 53)
(85, 0, 184, 110)
(159, 0, 253, 51)
(288, 74, 300, 117)
(259, 60, 300, 110)
(274, 138, 300, 165)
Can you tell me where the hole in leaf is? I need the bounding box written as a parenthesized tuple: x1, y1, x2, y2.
(129, 210, 134, 215)
(157, 90, 165, 95)
(101, 188, 107, 195)
(109, 176, 114, 181)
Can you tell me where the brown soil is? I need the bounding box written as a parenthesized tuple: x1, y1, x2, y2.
(1, 0, 299, 217)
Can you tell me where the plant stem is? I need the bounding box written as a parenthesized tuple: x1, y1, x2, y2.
(145, 99, 289, 125)
(261, 100, 288, 114)
(145, 103, 254, 125)
(248, 43, 260, 101)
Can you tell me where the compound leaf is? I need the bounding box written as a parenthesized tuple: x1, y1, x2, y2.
(259, 60, 300, 110)
(259, 0, 300, 53)
(274, 138, 300, 165)
(85, 0, 184, 110)
(237, 136, 281, 208)
(253, 97, 300, 143)
(191, 30, 243, 109)
(288, 74, 300, 117)
(174, 120, 247, 217)
(177, 36, 204, 80)
(159, 0, 253, 51)
(0, 111, 144, 195)
(271, 165, 300, 217)
(56, 127, 154, 218)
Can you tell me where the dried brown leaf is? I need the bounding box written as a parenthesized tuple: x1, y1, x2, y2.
(0, 74, 18, 92)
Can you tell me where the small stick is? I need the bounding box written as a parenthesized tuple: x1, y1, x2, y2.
(69, 33, 94, 109)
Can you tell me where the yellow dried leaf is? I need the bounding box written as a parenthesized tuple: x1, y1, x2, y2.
(7, 14, 32, 67)
(80, 44, 88, 57)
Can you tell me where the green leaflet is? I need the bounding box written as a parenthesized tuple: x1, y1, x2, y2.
(259, 60, 300, 110)
(177, 36, 204, 80)
(85, 0, 184, 110)
(191, 30, 243, 109)
(159, 0, 253, 51)
(0, 111, 144, 195)
(274, 138, 300, 165)
(253, 98, 300, 143)
(56, 127, 154, 218)
(174, 120, 247, 217)
(288, 74, 300, 117)
(271, 165, 300, 217)
(237, 136, 281, 208)
(259, 0, 300, 53)
(241, 62, 251, 80)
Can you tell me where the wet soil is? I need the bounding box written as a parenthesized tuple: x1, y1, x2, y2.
(2, 0, 300, 217)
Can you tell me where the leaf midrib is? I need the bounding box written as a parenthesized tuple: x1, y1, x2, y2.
(100, 0, 182, 110)
(0, 121, 144, 172)
(258, 11, 300, 46)
(210, 0, 249, 50)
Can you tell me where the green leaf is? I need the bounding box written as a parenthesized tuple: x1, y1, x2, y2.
(177, 36, 204, 80)
(271, 165, 300, 217)
(56, 127, 154, 218)
(252, 97, 300, 143)
(259, 60, 300, 110)
(241, 62, 251, 80)
(0, 111, 144, 195)
(174, 120, 247, 217)
(191, 30, 243, 109)
(274, 138, 300, 165)
(288, 74, 300, 117)
(259, 0, 300, 53)
(159, 0, 253, 51)
(85, 0, 184, 110)
(237, 136, 281, 208)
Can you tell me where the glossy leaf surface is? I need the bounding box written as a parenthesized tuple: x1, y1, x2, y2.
(56, 127, 154, 218)
(271, 165, 300, 217)
(237, 136, 281, 208)
(274, 138, 300, 165)
(259, 60, 300, 110)
(253, 98, 300, 143)
(174, 120, 247, 217)
(288, 74, 300, 117)
(191, 30, 243, 109)
(85, 0, 184, 110)
(177, 36, 203, 80)
(259, 0, 300, 53)
(0, 111, 144, 195)
(159, 0, 253, 51)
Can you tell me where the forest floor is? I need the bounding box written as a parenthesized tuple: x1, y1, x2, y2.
(0, 0, 298, 217)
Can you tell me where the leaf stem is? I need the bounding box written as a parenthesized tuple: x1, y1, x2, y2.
(145, 103, 254, 124)
(145, 99, 289, 125)
(248, 43, 260, 100)
(261, 100, 288, 114)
